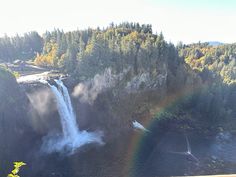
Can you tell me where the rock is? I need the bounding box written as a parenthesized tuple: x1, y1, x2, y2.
(0, 67, 37, 176)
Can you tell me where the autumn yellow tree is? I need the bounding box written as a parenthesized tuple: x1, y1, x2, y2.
(34, 43, 58, 67)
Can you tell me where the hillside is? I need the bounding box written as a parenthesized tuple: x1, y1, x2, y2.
(179, 42, 236, 84)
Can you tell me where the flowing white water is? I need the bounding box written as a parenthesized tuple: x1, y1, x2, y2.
(132, 120, 150, 132)
(42, 79, 104, 154)
(17, 71, 50, 83)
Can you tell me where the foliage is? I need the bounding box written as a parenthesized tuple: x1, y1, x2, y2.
(30, 23, 180, 80)
(0, 32, 43, 62)
(179, 42, 236, 84)
(12, 71, 20, 78)
(34, 43, 58, 67)
(0, 65, 15, 79)
(7, 162, 26, 177)
(154, 82, 236, 132)
(0, 64, 20, 79)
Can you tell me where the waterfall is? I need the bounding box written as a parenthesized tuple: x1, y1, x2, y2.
(42, 79, 104, 154)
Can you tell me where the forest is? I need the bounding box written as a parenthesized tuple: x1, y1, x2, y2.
(179, 42, 236, 84)
(0, 23, 235, 84)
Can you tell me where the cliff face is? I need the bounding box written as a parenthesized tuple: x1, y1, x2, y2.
(0, 67, 36, 175)
(69, 59, 202, 140)
(21, 83, 61, 134)
(0, 68, 29, 131)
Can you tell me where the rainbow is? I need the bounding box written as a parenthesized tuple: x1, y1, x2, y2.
(123, 83, 210, 176)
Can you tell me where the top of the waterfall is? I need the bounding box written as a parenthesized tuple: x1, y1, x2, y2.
(17, 71, 67, 84)
(17, 72, 50, 83)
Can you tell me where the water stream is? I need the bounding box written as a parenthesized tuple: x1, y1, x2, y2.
(41, 79, 104, 154)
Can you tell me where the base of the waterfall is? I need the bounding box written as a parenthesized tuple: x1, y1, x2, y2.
(41, 130, 104, 155)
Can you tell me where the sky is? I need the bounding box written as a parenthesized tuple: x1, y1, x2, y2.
(0, 0, 236, 44)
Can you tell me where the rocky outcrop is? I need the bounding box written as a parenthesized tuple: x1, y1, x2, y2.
(22, 83, 61, 134)
(68, 60, 202, 141)
(0, 67, 36, 175)
(0, 68, 33, 136)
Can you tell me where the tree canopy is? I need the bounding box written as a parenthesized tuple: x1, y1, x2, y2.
(33, 23, 180, 80)
(179, 42, 236, 84)
(0, 32, 43, 62)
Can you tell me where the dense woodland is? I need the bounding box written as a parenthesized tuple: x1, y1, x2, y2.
(0, 23, 235, 85)
(0, 32, 43, 61)
(176, 43, 236, 129)
(179, 42, 236, 84)
(0, 23, 180, 79)
(35, 23, 182, 81)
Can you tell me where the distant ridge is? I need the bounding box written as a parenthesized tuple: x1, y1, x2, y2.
(207, 41, 224, 46)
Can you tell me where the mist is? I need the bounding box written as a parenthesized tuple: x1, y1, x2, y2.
(72, 68, 125, 104)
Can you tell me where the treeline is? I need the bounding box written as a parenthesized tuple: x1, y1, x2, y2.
(34, 22, 181, 79)
(0, 32, 43, 62)
(1, 23, 235, 86)
(178, 42, 236, 84)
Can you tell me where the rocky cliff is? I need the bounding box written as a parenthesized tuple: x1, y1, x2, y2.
(0, 67, 36, 175)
